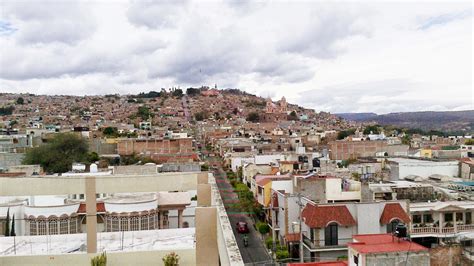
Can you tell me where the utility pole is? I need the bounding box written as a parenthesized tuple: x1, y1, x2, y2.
(271, 194, 277, 258)
(298, 193, 304, 263)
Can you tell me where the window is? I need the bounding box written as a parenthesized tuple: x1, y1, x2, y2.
(60, 219, 69, 234)
(69, 217, 78, 233)
(412, 215, 422, 224)
(111, 217, 119, 232)
(387, 219, 400, 233)
(29, 220, 37, 235)
(467, 212, 472, 225)
(120, 217, 129, 231)
(48, 219, 58, 235)
(324, 223, 338, 246)
(423, 214, 434, 223)
(445, 213, 453, 222)
(38, 220, 47, 235)
(130, 216, 140, 231)
(456, 212, 463, 222)
(140, 215, 149, 230)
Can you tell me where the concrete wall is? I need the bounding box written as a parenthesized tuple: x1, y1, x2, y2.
(231, 157, 255, 172)
(0, 249, 196, 266)
(113, 165, 157, 175)
(390, 158, 459, 179)
(209, 173, 245, 266)
(365, 251, 430, 266)
(0, 172, 201, 196)
(0, 153, 25, 169)
(430, 244, 469, 266)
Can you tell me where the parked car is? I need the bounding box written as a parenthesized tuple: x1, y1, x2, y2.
(236, 221, 249, 233)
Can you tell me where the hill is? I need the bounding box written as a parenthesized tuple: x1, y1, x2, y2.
(337, 110, 474, 133)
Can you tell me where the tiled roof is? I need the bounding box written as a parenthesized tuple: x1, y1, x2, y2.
(285, 233, 300, 242)
(349, 234, 428, 254)
(77, 202, 106, 214)
(380, 203, 410, 224)
(302, 204, 356, 228)
(257, 178, 272, 187)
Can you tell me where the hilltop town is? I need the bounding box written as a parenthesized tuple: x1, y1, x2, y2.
(1, 88, 474, 265)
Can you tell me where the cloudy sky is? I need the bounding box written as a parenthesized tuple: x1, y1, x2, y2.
(0, 0, 472, 114)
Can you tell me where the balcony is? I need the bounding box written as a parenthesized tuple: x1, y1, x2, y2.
(411, 224, 474, 236)
(302, 234, 348, 251)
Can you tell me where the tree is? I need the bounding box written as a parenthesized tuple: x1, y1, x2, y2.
(289, 110, 298, 120)
(137, 106, 154, 120)
(186, 88, 200, 96)
(257, 221, 270, 234)
(16, 97, 24, 105)
(23, 133, 89, 173)
(4, 208, 10, 236)
(246, 112, 260, 122)
(102, 127, 119, 137)
(194, 112, 207, 121)
(87, 152, 100, 163)
(337, 129, 356, 140)
(363, 125, 380, 135)
(10, 214, 15, 236)
(0, 106, 14, 115)
(172, 89, 183, 98)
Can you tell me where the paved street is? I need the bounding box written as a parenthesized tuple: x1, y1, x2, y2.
(208, 157, 274, 265)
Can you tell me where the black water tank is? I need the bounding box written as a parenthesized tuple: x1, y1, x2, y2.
(395, 224, 407, 238)
(312, 158, 321, 168)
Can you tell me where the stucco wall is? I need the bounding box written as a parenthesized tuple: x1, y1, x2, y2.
(0, 249, 196, 266)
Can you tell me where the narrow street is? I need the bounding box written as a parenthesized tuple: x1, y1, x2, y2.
(208, 157, 274, 265)
(181, 95, 191, 122)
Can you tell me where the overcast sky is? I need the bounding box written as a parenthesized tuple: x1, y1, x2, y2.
(0, 0, 472, 114)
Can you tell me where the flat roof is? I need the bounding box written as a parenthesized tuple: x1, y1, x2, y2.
(348, 234, 428, 254)
(0, 228, 195, 256)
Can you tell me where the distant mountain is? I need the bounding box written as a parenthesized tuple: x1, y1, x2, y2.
(336, 113, 377, 121)
(336, 110, 474, 132)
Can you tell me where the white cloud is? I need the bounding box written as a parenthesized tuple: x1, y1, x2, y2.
(0, 0, 471, 114)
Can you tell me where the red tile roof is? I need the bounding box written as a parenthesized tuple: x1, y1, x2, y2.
(77, 202, 106, 214)
(380, 203, 410, 224)
(348, 234, 428, 254)
(288, 261, 348, 266)
(257, 178, 272, 187)
(285, 233, 300, 242)
(302, 204, 356, 228)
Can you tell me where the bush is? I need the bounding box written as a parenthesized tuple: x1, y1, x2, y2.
(91, 251, 107, 266)
(276, 249, 289, 261)
(246, 112, 260, 122)
(23, 133, 89, 173)
(162, 252, 179, 266)
(256, 221, 270, 235)
(265, 237, 280, 249)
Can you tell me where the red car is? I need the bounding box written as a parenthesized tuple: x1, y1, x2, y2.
(236, 221, 249, 233)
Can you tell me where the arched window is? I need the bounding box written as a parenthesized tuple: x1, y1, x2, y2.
(60, 216, 69, 234)
(324, 222, 338, 246)
(112, 216, 120, 232)
(68, 214, 79, 233)
(48, 216, 59, 235)
(130, 213, 140, 231)
(37, 217, 47, 235)
(387, 219, 400, 233)
(120, 215, 129, 231)
(28, 216, 37, 235)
